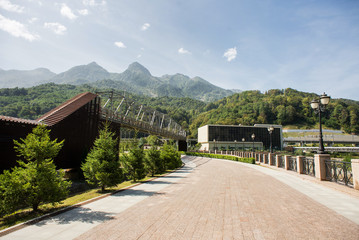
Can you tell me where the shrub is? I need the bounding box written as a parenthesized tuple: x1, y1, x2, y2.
(185, 152, 255, 164)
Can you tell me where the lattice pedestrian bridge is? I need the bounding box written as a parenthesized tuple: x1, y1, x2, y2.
(98, 91, 186, 141)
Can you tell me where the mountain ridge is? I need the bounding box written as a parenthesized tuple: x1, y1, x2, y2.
(0, 62, 238, 102)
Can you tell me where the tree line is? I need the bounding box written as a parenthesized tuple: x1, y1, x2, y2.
(0, 124, 182, 217)
(0, 84, 358, 137)
(189, 88, 359, 137)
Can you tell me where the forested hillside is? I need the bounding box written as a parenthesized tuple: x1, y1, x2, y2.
(0, 83, 205, 130)
(189, 88, 359, 137)
(1, 85, 358, 138)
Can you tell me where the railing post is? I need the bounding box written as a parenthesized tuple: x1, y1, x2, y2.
(276, 155, 281, 168)
(314, 154, 330, 181)
(352, 159, 359, 190)
(284, 155, 290, 170)
(297, 156, 304, 174)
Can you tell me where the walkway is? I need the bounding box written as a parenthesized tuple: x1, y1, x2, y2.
(1, 156, 359, 239)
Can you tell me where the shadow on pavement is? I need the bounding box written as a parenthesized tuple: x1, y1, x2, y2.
(33, 207, 114, 226)
(112, 188, 157, 197)
(145, 180, 175, 185)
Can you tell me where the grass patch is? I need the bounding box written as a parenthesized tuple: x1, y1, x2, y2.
(0, 171, 174, 231)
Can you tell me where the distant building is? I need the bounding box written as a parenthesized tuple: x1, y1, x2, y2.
(198, 124, 283, 151)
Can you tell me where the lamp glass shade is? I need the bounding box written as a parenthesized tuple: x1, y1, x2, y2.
(251, 133, 255, 139)
(310, 99, 319, 109)
(268, 126, 274, 132)
(320, 93, 330, 105)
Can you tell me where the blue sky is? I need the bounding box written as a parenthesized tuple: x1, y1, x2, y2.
(1, 0, 359, 100)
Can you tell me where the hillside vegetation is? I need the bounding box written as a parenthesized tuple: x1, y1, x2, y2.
(0, 85, 358, 137)
(0, 83, 205, 131)
(189, 88, 359, 137)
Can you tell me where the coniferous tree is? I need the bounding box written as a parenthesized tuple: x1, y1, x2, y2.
(121, 146, 146, 182)
(0, 125, 70, 214)
(81, 124, 122, 191)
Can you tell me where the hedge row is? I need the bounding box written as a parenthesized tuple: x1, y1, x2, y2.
(185, 152, 255, 164)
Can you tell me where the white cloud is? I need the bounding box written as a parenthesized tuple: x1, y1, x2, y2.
(78, 9, 89, 16)
(28, 17, 38, 24)
(223, 47, 237, 62)
(137, 54, 142, 58)
(61, 4, 77, 20)
(0, 0, 24, 13)
(83, 0, 106, 7)
(141, 23, 150, 31)
(0, 14, 39, 41)
(114, 41, 126, 48)
(178, 47, 191, 55)
(44, 22, 67, 35)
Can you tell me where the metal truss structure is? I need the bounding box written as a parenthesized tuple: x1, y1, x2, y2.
(97, 91, 186, 141)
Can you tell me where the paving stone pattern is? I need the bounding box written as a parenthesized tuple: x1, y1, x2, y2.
(77, 157, 359, 240)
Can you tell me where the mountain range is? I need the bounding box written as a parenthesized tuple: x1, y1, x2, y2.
(0, 62, 238, 102)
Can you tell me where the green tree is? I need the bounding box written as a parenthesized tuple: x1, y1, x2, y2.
(120, 146, 146, 182)
(144, 147, 161, 176)
(0, 125, 70, 214)
(81, 124, 122, 191)
(160, 142, 182, 170)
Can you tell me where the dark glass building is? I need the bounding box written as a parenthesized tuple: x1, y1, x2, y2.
(198, 124, 283, 151)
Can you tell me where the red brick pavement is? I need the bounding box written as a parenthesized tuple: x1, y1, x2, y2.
(76, 157, 359, 240)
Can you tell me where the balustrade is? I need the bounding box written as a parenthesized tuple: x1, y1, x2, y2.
(325, 160, 353, 186)
(303, 157, 315, 176)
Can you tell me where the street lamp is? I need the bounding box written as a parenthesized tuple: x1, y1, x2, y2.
(268, 126, 274, 153)
(310, 92, 330, 154)
(213, 139, 216, 151)
(242, 138, 245, 151)
(251, 133, 255, 152)
(234, 140, 237, 151)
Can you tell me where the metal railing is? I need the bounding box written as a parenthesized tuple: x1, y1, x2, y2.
(271, 156, 276, 166)
(278, 156, 284, 168)
(325, 160, 353, 186)
(288, 156, 297, 172)
(264, 154, 269, 164)
(303, 157, 315, 176)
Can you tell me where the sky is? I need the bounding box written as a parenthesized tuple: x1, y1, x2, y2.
(0, 0, 359, 100)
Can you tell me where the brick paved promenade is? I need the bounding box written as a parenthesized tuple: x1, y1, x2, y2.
(77, 156, 359, 240)
(2, 156, 359, 239)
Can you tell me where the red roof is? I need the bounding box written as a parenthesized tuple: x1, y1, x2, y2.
(0, 115, 41, 125)
(37, 92, 98, 126)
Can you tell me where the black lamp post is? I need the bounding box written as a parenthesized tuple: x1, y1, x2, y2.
(251, 133, 255, 152)
(242, 138, 245, 151)
(310, 93, 330, 154)
(268, 126, 274, 153)
(213, 139, 216, 151)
